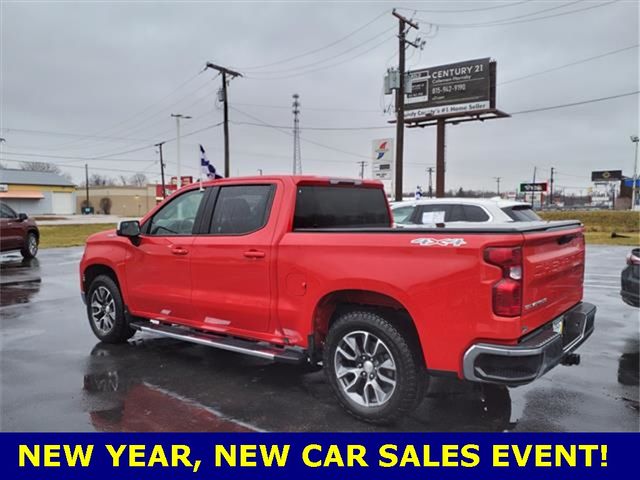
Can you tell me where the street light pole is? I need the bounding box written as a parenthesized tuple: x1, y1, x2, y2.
(631, 135, 639, 210)
(171, 113, 191, 185)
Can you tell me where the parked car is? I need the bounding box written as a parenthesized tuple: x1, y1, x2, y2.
(80, 176, 595, 423)
(391, 197, 541, 227)
(621, 248, 639, 307)
(0, 201, 39, 259)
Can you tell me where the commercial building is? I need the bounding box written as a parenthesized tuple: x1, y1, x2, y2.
(0, 169, 76, 215)
(76, 185, 157, 217)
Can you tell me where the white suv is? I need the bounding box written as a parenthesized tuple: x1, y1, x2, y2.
(391, 197, 541, 227)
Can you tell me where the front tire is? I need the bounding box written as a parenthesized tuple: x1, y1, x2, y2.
(87, 275, 135, 343)
(21, 232, 38, 259)
(323, 310, 426, 424)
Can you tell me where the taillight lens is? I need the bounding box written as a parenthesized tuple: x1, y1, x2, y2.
(484, 247, 523, 317)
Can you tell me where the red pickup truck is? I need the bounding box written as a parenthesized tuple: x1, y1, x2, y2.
(80, 176, 595, 423)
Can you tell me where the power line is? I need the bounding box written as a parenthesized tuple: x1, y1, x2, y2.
(397, 1, 530, 14)
(230, 106, 370, 160)
(499, 44, 639, 85)
(243, 34, 395, 80)
(236, 9, 390, 71)
(232, 102, 380, 113)
(1, 150, 157, 163)
(245, 28, 396, 78)
(0, 157, 158, 175)
(231, 120, 392, 131)
(511, 90, 639, 115)
(422, 0, 616, 28)
(41, 71, 204, 151)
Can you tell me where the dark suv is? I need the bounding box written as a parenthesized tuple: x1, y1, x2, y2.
(621, 248, 639, 308)
(0, 201, 39, 259)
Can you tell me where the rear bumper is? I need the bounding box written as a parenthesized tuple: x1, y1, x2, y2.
(620, 265, 639, 307)
(463, 302, 596, 385)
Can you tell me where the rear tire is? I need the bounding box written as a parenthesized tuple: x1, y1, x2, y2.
(21, 232, 38, 259)
(323, 310, 426, 424)
(86, 275, 135, 343)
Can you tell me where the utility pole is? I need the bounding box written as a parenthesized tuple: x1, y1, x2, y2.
(171, 113, 191, 185)
(549, 167, 555, 206)
(205, 62, 242, 177)
(84, 163, 90, 212)
(494, 176, 501, 196)
(631, 135, 639, 210)
(257, 169, 263, 176)
(292, 94, 302, 174)
(426, 167, 434, 198)
(155, 141, 167, 199)
(392, 9, 418, 202)
(357, 161, 367, 179)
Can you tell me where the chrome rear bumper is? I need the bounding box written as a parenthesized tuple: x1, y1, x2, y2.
(463, 302, 596, 385)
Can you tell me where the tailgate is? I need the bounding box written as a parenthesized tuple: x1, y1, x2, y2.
(521, 225, 585, 333)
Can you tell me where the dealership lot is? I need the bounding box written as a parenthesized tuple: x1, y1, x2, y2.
(1, 246, 637, 432)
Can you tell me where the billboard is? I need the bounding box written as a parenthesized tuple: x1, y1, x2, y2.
(371, 138, 394, 181)
(520, 182, 547, 192)
(405, 58, 493, 121)
(591, 170, 622, 182)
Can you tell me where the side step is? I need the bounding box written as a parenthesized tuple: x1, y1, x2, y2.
(130, 321, 307, 365)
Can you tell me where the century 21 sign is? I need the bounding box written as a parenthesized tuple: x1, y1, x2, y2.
(405, 58, 493, 121)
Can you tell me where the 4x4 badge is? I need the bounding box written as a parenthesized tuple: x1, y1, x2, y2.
(411, 238, 467, 247)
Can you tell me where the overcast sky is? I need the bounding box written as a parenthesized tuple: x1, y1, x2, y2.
(1, 0, 638, 194)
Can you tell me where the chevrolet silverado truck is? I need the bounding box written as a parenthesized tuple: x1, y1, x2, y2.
(80, 176, 596, 423)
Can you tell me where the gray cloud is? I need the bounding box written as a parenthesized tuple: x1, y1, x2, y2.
(1, 0, 638, 194)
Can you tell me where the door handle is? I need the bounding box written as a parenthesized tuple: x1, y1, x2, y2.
(171, 247, 189, 256)
(243, 250, 265, 259)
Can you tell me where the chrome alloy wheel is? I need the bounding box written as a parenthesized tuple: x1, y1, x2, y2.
(90, 286, 116, 334)
(333, 330, 397, 407)
(27, 234, 38, 256)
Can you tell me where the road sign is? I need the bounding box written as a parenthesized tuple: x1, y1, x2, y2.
(371, 139, 394, 181)
(624, 178, 640, 187)
(520, 182, 547, 192)
(404, 58, 493, 121)
(591, 170, 622, 181)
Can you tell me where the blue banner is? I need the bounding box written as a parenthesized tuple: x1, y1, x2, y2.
(1, 433, 636, 480)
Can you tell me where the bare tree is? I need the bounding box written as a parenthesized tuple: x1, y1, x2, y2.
(88, 174, 116, 186)
(19, 161, 62, 173)
(129, 173, 148, 187)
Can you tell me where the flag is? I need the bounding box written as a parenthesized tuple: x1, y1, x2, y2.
(200, 144, 222, 180)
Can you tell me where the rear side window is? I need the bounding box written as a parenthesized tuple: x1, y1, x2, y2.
(294, 186, 390, 229)
(210, 185, 273, 234)
(392, 205, 415, 223)
(463, 205, 490, 222)
(416, 204, 449, 224)
(502, 205, 541, 221)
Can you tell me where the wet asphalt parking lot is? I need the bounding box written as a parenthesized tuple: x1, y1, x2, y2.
(1, 245, 638, 432)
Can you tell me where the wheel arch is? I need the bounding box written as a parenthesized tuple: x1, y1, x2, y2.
(83, 263, 122, 297)
(26, 227, 39, 241)
(311, 289, 426, 367)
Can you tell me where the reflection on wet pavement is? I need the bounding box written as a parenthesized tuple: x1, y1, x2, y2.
(1, 246, 638, 432)
(81, 340, 514, 432)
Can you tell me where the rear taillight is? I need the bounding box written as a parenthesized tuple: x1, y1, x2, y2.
(484, 246, 522, 317)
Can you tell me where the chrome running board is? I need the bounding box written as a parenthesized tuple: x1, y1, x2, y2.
(130, 321, 306, 364)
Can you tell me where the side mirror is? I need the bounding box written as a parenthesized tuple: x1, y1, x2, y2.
(117, 220, 141, 238)
(18, 213, 28, 221)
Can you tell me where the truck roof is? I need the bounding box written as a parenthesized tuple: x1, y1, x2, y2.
(196, 175, 383, 188)
(392, 197, 531, 209)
